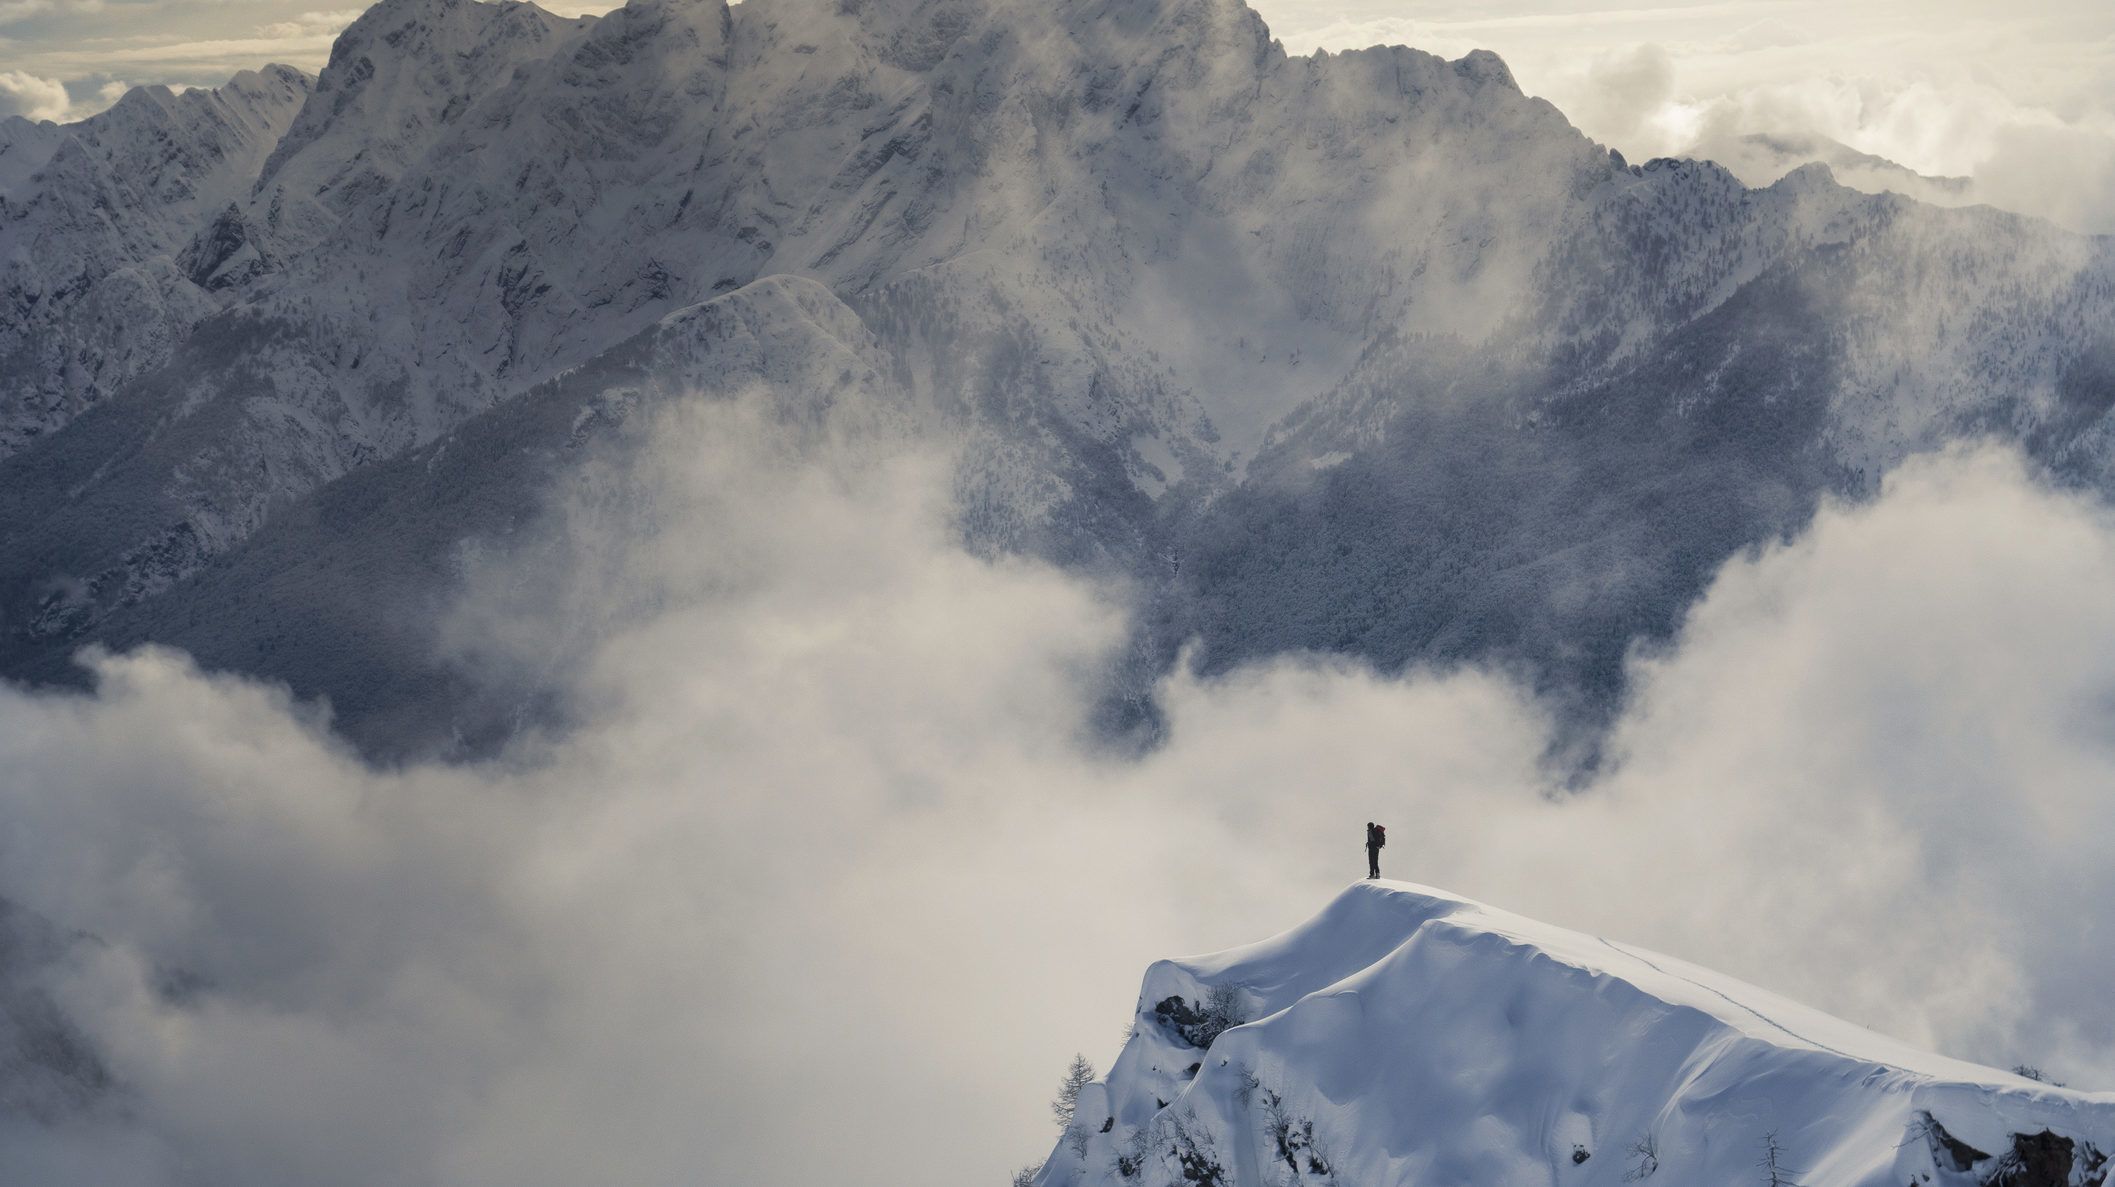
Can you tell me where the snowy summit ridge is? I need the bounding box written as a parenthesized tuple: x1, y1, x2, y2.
(1043, 882, 2115, 1187)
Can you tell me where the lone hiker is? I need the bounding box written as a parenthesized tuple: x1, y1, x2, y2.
(1366, 821, 1386, 879)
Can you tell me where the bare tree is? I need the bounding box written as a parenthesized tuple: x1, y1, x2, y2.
(1066, 1124, 1091, 1158)
(1052, 1054, 1097, 1128)
(1010, 1167, 1038, 1187)
(1117, 1126, 1151, 1179)
(1623, 1133, 1659, 1181)
(1758, 1131, 1804, 1187)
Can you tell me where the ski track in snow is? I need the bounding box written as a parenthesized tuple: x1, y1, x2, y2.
(1596, 935, 1862, 1062)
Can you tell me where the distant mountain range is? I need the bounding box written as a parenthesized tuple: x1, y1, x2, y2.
(1692, 129, 1976, 203)
(3, 0, 2113, 760)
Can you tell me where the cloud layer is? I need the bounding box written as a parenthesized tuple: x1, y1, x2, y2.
(1, 396, 2113, 1185)
(1259, 0, 2115, 233)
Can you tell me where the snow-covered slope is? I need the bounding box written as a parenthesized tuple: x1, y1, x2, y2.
(0, 117, 64, 197)
(1045, 882, 2115, 1187)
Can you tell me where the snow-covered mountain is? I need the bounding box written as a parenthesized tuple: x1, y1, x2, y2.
(0, 65, 314, 455)
(3, 0, 2115, 755)
(1042, 882, 2115, 1187)
(0, 116, 65, 197)
(248, 0, 588, 263)
(1689, 132, 1976, 206)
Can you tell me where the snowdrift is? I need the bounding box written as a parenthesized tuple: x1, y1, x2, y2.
(1039, 881, 2115, 1187)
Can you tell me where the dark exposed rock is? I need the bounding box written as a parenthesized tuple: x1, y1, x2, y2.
(1923, 1114, 1992, 1172)
(1151, 988, 1244, 1049)
(1988, 1130, 2074, 1187)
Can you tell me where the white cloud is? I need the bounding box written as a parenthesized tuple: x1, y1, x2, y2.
(0, 68, 71, 120)
(1562, 43, 1679, 153)
(2, 412, 2115, 1184)
(254, 8, 359, 39)
(0, 65, 189, 124)
(1968, 121, 2115, 237)
(1388, 446, 2115, 1069)
(526, 0, 620, 16)
(0, 397, 1167, 1186)
(43, 33, 343, 72)
(1257, 0, 2115, 233)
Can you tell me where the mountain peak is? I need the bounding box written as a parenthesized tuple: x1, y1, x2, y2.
(226, 63, 318, 93)
(250, 0, 581, 256)
(1040, 882, 2115, 1187)
(317, 0, 576, 70)
(1453, 46, 1519, 91)
(1771, 158, 1841, 192)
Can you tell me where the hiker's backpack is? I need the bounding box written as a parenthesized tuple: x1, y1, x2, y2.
(1373, 825, 1386, 848)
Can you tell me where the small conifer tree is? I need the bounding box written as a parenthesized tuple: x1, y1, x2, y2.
(1052, 1054, 1096, 1128)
